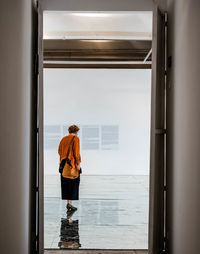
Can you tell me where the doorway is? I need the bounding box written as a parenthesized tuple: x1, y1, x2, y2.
(44, 68, 151, 249)
(36, 2, 167, 254)
(43, 11, 152, 251)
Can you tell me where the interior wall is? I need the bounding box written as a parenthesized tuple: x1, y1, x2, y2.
(167, 0, 200, 253)
(44, 68, 151, 175)
(0, 0, 34, 253)
(42, 0, 153, 11)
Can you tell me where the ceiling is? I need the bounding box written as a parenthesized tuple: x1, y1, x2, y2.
(43, 11, 152, 40)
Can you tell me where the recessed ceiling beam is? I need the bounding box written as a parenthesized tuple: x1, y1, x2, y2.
(43, 63, 151, 69)
(43, 39, 152, 62)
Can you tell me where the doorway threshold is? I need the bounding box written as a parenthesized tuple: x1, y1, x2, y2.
(44, 249, 148, 254)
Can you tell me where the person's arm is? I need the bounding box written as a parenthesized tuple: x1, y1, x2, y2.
(73, 137, 81, 169)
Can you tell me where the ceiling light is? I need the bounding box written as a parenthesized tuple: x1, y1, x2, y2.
(71, 13, 111, 18)
(80, 40, 112, 42)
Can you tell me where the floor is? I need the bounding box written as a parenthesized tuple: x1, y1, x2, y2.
(44, 250, 148, 254)
(44, 175, 149, 250)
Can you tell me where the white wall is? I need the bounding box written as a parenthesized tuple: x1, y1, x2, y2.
(167, 0, 200, 253)
(44, 68, 151, 175)
(0, 0, 33, 253)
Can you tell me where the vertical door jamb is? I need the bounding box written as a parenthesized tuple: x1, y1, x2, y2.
(148, 4, 167, 254)
(30, 1, 40, 253)
(37, 0, 44, 253)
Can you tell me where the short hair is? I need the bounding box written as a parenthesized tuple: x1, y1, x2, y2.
(68, 125, 80, 134)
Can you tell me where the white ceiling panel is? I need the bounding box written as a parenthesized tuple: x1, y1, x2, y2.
(44, 11, 152, 40)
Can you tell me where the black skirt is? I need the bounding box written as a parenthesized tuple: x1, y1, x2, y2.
(60, 159, 81, 200)
(60, 174, 80, 200)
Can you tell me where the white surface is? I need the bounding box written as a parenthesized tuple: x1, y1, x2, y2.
(167, 0, 200, 253)
(43, 11, 152, 40)
(44, 69, 151, 175)
(0, 1, 32, 254)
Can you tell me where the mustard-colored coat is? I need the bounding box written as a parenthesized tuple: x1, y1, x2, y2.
(58, 134, 81, 170)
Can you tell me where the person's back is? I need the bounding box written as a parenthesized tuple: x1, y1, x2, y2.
(58, 134, 81, 170)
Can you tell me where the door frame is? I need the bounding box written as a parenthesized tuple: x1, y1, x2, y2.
(148, 5, 167, 254)
(36, 1, 167, 253)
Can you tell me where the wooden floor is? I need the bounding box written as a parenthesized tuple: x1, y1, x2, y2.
(44, 250, 148, 254)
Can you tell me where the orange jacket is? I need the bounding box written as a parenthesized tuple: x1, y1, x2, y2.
(58, 134, 81, 170)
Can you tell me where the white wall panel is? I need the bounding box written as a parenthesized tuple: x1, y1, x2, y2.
(0, 0, 33, 253)
(44, 69, 151, 175)
(167, 0, 200, 253)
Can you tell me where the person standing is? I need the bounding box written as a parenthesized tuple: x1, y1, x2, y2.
(58, 125, 81, 212)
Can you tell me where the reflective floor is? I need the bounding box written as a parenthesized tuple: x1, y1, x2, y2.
(44, 175, 149, 249)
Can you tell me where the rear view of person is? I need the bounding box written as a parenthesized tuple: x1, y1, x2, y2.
(58, 125, 82, 215)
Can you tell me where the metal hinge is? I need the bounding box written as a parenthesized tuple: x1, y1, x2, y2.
(155, 129, 167, 134)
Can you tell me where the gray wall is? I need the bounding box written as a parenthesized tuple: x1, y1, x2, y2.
(0, 0, 34, 253)
(167, 0, 200, 253)
(1, 0, 200, 253)
(42, 0, 153, 11)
